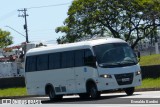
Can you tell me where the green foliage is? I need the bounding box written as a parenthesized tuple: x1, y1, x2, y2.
(136, 78, 160, 89)
(139, 54, 160, 66)
(56, 0, 160, 48)
(0, 29, 13, 48)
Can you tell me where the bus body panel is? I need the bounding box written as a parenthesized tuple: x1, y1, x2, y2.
(26, 66, 98, 95)
(74, 66, 98, 93)
(26, 68, 75, 95)
(96, 64, 141, 91)
(25, 38, 142, 96)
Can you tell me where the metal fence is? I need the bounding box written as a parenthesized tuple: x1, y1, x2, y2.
(141, 65, 160, 79)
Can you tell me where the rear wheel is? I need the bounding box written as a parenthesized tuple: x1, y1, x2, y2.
(56, 95, 63, 100)
(48, 87, 63, 101)
(79, 93, 90, 99)
(48, 87, 56, 101)
(124, 87, 135, 96)
(87, 84, 100, 99)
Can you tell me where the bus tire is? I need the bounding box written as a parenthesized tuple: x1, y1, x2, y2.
(56, 95, 63, 100)
(87, 83, 100, 99)
(48, 87, 56, 101)
(124, 87, 135, 96)
(79, 93, 90, 99)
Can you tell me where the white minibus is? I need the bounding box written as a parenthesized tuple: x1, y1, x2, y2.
(25, 38, 141, 100)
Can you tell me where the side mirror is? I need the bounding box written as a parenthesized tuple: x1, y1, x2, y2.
(137, 51, 140, 58)
(137, 51, 140, 62)
(134, 51, 140, 62)
(84, 56, 97, 68)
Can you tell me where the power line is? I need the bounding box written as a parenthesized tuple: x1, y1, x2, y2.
(16, 2, 71, 43)
(29, 29, 53, 32)
(0, 10, 17, 21)
(5, 26, 26, 37)
(0, 2, 71, 21)
(27, 2, 71, 9)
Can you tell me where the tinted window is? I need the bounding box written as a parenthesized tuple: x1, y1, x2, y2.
(37, 54, 48, 71)
(84, 49, 96, 67)
(49, 53, 61, 69)
(93, 43, 137, 68)
(61, 51, 74, 68)
(75, 50, 84, 67)
(26, 56, 37, 72)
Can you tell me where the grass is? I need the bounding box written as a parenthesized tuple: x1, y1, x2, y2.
(139, 54, 160, 66)
(138, 54, 160, 89)
(0, 87, 27, 97)
(136, 78, 160, 89)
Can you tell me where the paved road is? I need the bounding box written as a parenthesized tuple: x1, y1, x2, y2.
(21, 91, 160, 104)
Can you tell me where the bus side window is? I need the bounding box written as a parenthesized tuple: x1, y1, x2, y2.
(75, 50, 84, 67)
(61, 51, 74, 68)
(26, 56, 37, 72)
(49, 53, 61, 69)
(37, 54, 48, 71)
(84, 49, 96, 68)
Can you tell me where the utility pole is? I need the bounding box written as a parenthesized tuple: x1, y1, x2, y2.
(18, 8, 29, 43)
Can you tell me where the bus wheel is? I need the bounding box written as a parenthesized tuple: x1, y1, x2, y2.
(124, 87, 135, 96)
(88, 84, 100, 99)
(79, 93, 90, 99)
(56, 95, 63, 100)
(48, 87, 56, 101)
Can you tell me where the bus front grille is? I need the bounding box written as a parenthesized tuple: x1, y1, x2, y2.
(114, 73, 133, 85)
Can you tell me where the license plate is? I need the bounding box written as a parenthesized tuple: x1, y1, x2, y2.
(122, 78, 130, 82)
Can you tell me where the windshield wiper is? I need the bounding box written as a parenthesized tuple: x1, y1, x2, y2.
(99, 59, 137, 68)
(99, 62, 122, 67)
(122, 58, 136, 64)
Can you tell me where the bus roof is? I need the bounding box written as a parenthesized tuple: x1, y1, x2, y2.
(26, 38, 126, 56)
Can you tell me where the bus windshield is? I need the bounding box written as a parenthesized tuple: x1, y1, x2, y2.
(93, 43, 138, 68)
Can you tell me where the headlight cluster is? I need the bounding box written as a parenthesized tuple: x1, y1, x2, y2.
(100, 74, 112, 78)
(135, 71, 141, 75)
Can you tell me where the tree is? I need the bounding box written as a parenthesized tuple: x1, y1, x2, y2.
(0, 29, 13, 48)
(56, 0, 160, 49)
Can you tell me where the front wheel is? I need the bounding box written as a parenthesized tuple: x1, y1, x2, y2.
(88, 84, 100, 99)
(124, 87, 135, 96)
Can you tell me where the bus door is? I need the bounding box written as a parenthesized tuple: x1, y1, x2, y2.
(74, 50, 86, 92)
(61, 51, 76, 93)
(74, 49, 96, 93)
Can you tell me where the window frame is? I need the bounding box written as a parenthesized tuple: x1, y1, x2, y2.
(61, 51, 75, 68)
(36, 54, 49, 71)
(48, 52, 61, 70)
(25, 55, 37, 72)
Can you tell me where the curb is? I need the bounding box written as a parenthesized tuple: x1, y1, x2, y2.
(0, 95, 46, 100)
(0, 88, 160, 99)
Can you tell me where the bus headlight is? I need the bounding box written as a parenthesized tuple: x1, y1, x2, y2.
(135, 71, 141, 75)
(100, 74, 112, 78)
